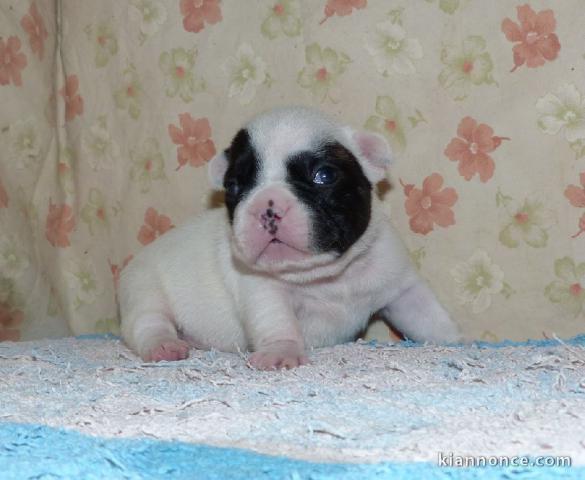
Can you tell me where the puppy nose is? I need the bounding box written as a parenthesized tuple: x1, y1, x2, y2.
(259, 200, 285, 236)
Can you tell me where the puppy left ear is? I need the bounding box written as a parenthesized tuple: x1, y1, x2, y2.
(343, 127, 394, 184)
(208, 150, 228, 190)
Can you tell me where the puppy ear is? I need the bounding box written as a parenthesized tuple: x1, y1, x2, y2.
(343, 127, 393, 184)
(208, 150, 228, 189)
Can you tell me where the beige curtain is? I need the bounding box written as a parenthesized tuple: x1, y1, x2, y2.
(1, 0, 583, 343)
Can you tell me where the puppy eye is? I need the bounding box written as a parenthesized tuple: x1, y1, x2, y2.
(225, 179, 240, 197)
(312, 166, 337, 186)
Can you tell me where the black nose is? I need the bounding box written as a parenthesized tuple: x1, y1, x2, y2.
(260, 201, 281, 235)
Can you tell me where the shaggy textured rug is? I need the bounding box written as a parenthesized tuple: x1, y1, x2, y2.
(1, 335, 584, 479)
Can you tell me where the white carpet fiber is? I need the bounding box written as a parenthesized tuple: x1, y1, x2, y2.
(1, 335, 584, 465)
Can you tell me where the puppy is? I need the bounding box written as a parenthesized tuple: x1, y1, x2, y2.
(119, 106, 461, 369)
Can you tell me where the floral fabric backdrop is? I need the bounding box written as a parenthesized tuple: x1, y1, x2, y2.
(1, 0, 584, 343)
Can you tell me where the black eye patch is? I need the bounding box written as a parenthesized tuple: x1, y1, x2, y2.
(286, 142, 372, 255)
(222, 129, 260, 223)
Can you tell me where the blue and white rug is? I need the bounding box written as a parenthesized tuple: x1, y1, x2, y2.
(1, 335, 584, 479)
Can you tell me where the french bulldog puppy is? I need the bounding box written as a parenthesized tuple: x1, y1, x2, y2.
(119, 106, 461, 369)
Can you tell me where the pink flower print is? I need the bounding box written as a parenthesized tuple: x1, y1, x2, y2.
(0, 178, 8, 208)
(59, 74, 83, 121)
(58, 160, 70, 176)
(109, 254, 133, 290)
(401, 173, 458, 235)
(168, 113, 216, 170)
(320, 0, 366, 24)
(273, 3, 285, 15)
(0, 36, 28, 86)
(45, 200, 75, 248)
(444, 117, 509, 183)
(574, 214, 585, 239)
(138, 208, 174, 245)
(0, 302, 23, 341)
(564, 172, 585, 238)
(20, 3, 48, 60)
(501, 4, 560, 72)
(565, 173, 585, 208)
(180, 0, 222, 33)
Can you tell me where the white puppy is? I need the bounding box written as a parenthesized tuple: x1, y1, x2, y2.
(119, 106, 461, 369)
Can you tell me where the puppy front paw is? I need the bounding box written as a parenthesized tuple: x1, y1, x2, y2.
(145, 339, 190, 362)
(249, 342, 309, 370)
(249, 351, 309, 370)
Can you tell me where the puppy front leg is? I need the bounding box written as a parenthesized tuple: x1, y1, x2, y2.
(381, 276, 462, 344)
(242, 286, 308, 370)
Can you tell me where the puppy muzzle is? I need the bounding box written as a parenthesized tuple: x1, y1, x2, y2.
(232, 185, 312, 267)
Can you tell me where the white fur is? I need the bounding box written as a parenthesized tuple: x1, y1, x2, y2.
(120, 107, 461, 368)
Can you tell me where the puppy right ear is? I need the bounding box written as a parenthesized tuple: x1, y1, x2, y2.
(208, 150, 228, 189)
(342, 127, 394, 184)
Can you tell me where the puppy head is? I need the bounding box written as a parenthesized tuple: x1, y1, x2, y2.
(209, 106, 393, 276)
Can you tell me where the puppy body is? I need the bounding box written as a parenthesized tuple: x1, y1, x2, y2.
(120, 107, 461, 368)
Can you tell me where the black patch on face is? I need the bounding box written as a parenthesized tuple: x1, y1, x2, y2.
(222, 129, 260, 223)
(286, 142, 372, 255)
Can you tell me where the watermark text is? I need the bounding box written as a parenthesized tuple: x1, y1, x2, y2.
(438, 452, 572, 468)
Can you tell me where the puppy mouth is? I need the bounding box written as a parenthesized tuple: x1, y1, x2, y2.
(254, 236, 312, 265)
(231, 231, 340, 276)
